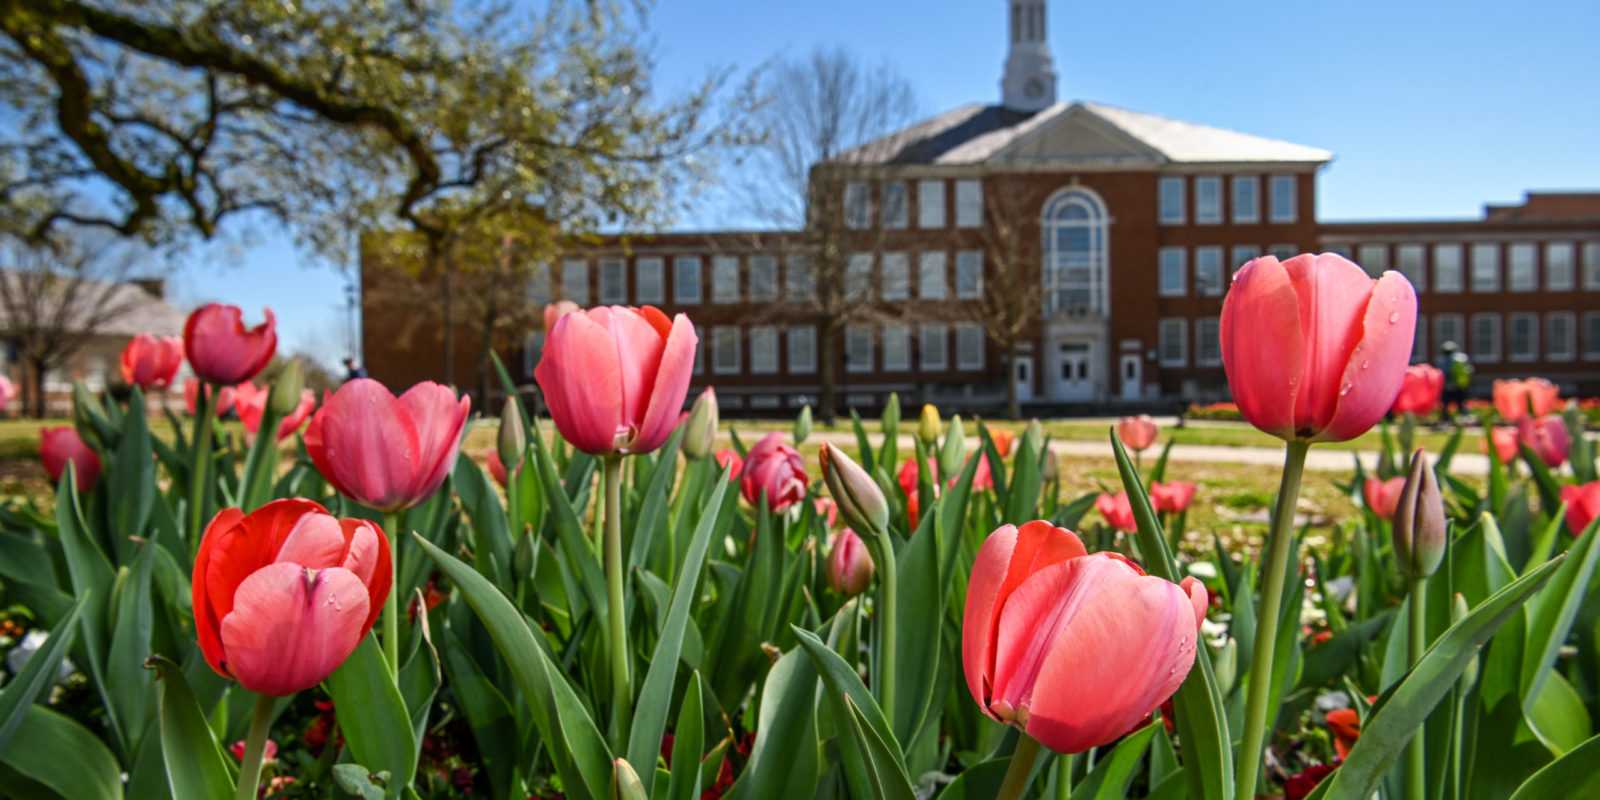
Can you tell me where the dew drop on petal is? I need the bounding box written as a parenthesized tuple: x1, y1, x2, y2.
(1339, 382, 1354, 397)
(1388, 311, 1401, 324)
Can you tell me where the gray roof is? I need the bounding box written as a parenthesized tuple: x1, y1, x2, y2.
(836, 100, 1333, 167)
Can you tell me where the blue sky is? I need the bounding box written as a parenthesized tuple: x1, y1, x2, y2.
(170, 0, 1600, 367)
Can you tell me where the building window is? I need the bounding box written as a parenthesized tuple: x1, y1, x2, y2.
(956, 250, 983, 299)
(1231, 244, 1261, 271)
(1508, 313, 1538, 362)
(845, 325, 873, 373)
(562, 259, 589, 305)
(674, 256, 702, 304)
(1325, 243, 1353, 258)
(1412, 313, 1428, 364)
(957, 323, 985, 370)
(1269, 243, 1298, 262)
(750, 326, 778, 374)
(693, 325, 705, 375)
(748, 256, 778, 301)
(1434, 243, 1463, 293)
(786, 256, 814, 302)
(881, 325, 910, 371)
(1508, 243, 1537, 292)
(1158, 247, 1186, 297)
(920, 324, 949, 370)
(1158, 318, 1187, 366)
(1195, 317, 1221, 366)
(1158, 176, 1185, 225)
(1357, 244, 1389, 279)
(1584, 312, 1600, 361)
(1269, 175, 1297, 223)
(712, 256, 740, 303)
(1232, 175, 1259, 224)
(598, 258, 626, 304)
(844, 182, 870, 229)
(635, 257, 664, 304)
(527, 266, 553, 306)
(1396, 244, 1426, 292)
(522, 332, 544, 376)
(955, 180, 982, 228)
(1195, 247, 1224, 297)
(788, 325, 816, 373)
(1585, 243, 1600, 290)
(881, 252, 910, 301)
(917, 180, 946, 228)
(882, 182, 908, 229)
(919, 252, 948, 300)
(1434, 314, 1465, 356)
(1470, 243, 1500, 292)
(846, 253, 873, 303)
(1195, 176, 1222, 224)
(1471, 313, 1500, 363)
(712, 325, 740, 374)
(1042, 189, 1108, 315)
(1547, 313, 1575, 362)
(1545, 242, 1575, 292)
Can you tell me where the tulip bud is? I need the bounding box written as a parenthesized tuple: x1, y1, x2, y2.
(268, 359, 305, 416)
(794, 404, 813, 445)
(514, 527, 535, 579)
(939, 414, 967, 480)
(71, 381, 110, 449)
(1026, 418, 1044, 443)
(918, 404, 941, 447)
(682, 387, 718, 460)
(1393, 449, 1446, 578)
(610, 758, 647, 800)
(499, 395, 527, 474)
(882, 393, 901, 439)
(827, 529, 876, 596)
(820, 443, 889, 536)
(1041, 451, 1059, 481)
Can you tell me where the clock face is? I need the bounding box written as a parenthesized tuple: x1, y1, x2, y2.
(1024, 78, 1045, 99)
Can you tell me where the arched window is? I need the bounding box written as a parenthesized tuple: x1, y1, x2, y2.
(1041, 189, 1108, 316)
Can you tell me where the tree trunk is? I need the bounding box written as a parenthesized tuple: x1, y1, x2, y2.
(818, 323, 837, 425)
(29, 359, 47, 419)
(476, 296, 499, 412)
(1006, 339, 1020, 421)
(441, 252, 455, 389)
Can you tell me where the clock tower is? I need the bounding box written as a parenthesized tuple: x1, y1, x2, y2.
(1001, 0, 1058, 112)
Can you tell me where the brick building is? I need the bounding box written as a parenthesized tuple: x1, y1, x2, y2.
(361, 0, 1600, 413)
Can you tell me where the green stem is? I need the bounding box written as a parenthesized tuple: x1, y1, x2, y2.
(1407, 576, 1428, 800)
(234, 693, 275, 800)
(382, 510, 403, 678)
(872, 526, 898, 728)
(997, 735, 1043, 800)
(604, 456, 631, 749)
(1235, 440, 1309, 800)
(187, 385, 216, 550)
(1054, 752, 1074, 800)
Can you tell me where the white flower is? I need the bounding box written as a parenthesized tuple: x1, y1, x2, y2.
(6, 630, 75, 685)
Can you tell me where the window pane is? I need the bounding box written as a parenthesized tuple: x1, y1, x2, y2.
(1269, 243, 1298, 262)
(749, 256, 777, 301)
(788, 325, 816, 373)
(1545, 243, 1575, 291)
(712, 325, 740, 373)
(712, 256, 740, 303)
(562, 260, 589, 305)
(1547, 313, 1575, 361)
(674, 257, 702, 303)
(956, 251, 983, 299)
(527, 266, 553, 306)
(1196, 247, 1224, 296)
(1585, 243, 1600, 290)
(882, 325, 910, 371)
(1231, 175, 1259, 223)
(1357, 244, 1388, 279)
(845, 325, 873, 372)
(882, 182, 908, 229)
(1508, 313, 1537, 362)
(844, 182, 870, 229)
(1584, 313, 1600, 360)
(635, 257, 664, 304)
(955, 180, 982, 228)
(1231, 245, 1260, 271)
(1158, 247, 1186, 296)
(1508, 243, 1537, 291)
(786, 256, 814, 302)
(846, 253, 873, 302)
(599, 258, 627, 304)
(1195, 176, 1221, 224)
(1159, 177, 1185, 224)
(919, 252, 947, 300)
(1412, 313, 1428, 363)
(1434, 244, 1463, 292)
(1471, 313, 1500, 362)
(1434, 314, 1464, 355)
(957, 323, 984, 370)
(1396, 244, 1426, 291)
(1196, 317, 1221, 366)
(1470, 243, 1500, 292)
(1269, 175, 1297, 222)
(1159, 319, 1186, 366)
(750, 326, 778, 374)
(920, 324, 948, 370)
(918, 180, 946, 228)
(882, 253, 909, 301)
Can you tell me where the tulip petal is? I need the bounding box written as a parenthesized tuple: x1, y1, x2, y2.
(219, 563, 371, 696)
(600, 307, 668, 444)
(396, 382, 469, 503)
(535, 311, 625, 454)
(307, 380, 420, 511)
(273, 511, 349, 569)
(1281, 254, 1376, 436)
(1221, 257, 1304, 439)
(634, 314, 698, 454)
(1317, 270, 1417, 442)
(339, 519, 391, 634)
(1180, 577, 1208, 629)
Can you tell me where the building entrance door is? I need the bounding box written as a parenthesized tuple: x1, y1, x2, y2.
(1120, 355, 1142, 400)
(1014, 357, 1034, 403)
(1051, 340, 1094, 400)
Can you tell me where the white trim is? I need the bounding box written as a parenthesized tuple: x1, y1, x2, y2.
(599, 258, 627, 304)
(918, 251, 948, 300)
(562, 259, 590, 306)
(674, 256, 702, 304)
(1544, 242, 1575, 292)
(845, 324, 874, 373)
(917, 179, 946, 228)
(955, 179, 983, 228)
(1396, 243, 1426, 293)
(882, 324, 911, 371)
(1507, 242, 1538, 292)
(882, 181, 909, 229)
(1433, 243, 1464, 293)
(748, 255, 779, 302)
(956, 250, 984, 299)
(1195, 246, 1224, 297)
(1470, 242, 1500, 293)
(1583, 312, 1600, 362)
(881, 252, 910, 301)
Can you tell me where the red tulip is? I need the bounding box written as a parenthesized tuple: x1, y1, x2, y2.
(304, 379, 470, 512)
(898, 456, 938, 497)
(1285, 764, 1337, 800)
(989, 427, 1016, 458)
(1390, 364, 1444, 417)
(1486, 426, 1519, 464)
(193, 499, 391, 696)
(1096, 492, 1137, 533)
(962, 521, 1206, 754)
(906, 490, 921, 529)
(1561, 482, 1600, 537)
(1221, 253, 1417, 443)
(813, 497, 839, 528)
(1362, 476, 1406, 522)
(1116, 415, 1159, 451)
(1516, 415, 1570, 468)
(534, 305, 697, 456)
(184, 304, 277, 385)
(1326, 707, 1361, 760)
(40, 426, 101, 491)
(233, 382, 316, 442)
(1492, 378, 1560, 422)
(119, 334, 185, 389)
(826, 529, 875, 596)
(544, 300, 580, 332)
(713, 448, 742, 482)
(229, 739, 278, 764)
(1149, 481, 1197, 514)
(485, 449, 519, 488)
(958, 453, 995, 492)
(739, 432, 808, 512)
(0, 375, 15, 411)
(184, 378, 236, 417)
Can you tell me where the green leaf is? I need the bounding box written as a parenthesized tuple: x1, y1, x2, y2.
(331, 764, 390, 800)
(532, 431, 608, 619)
(0, 595, 84, 752)
(1508, 731, 1600, 800)
(665, 673, 705, 800)
(844, 695, 917, 800)
(894, 494, 944, 745)
(937, 758, 1012, 799)
(1073, 721, 1157, 800)
(105, 539, 158, 755)
(108, 388, 155, 549)
(439, 637, 521, 800)
(1517, 441, 1563, 516)
(145, 655, 235, 800)
(627, 426, 684, 572)
(1001, 424, 1044, 525)
(794, 625, 910, 798)
(324, 634, 419, 795)
(452, 451, 514, 584)
(725, 648, 819, 800)
(1523, 669, 1591, 756)
(1318, 552, 1567, 800)
(1520, 512, 1600, 702)
(0, 705, 123, 799)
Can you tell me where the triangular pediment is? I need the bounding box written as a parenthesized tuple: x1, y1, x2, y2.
(986, 105, 1165, 166)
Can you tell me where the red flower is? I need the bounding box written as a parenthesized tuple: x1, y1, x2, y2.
(1149, 481, 1196, 514)
(1390, 365, 1444, 416)
(1326, 707, 1361, 760)
(120, 334, 184, 389)
(40, 426, 101, 492)
(1561, 482, 1600, 537)
(305, 379, 470, 512)
(1095, 491, 1137, 533)
(184, 304, 277, 385)
(233, 381, 316, 442)
(1362, 476, 1406, 522)
(1285, 764, 1338, 800)
(739, 433, 808, 512)
(713, 449, 742, 482)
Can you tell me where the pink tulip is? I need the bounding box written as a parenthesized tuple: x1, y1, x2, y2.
(120, 334, 185, 389)
(1362, 476, 1406, 522)
(183, 304, 277, 385)
(1516, 415, 1570, 468)
(1561, 482, 1600, 537)
(713, 448, 742, 482)
(1390, 365, 1444, 417)
(1221, 253, 1417, 443)
(739, 432, 808, 512)
(1096, 492, 1137, 533)
(813, 497, 839, 528)
(1493, 378, 1560, 422)
(193, 499, 391, 696)
(1486, 426, 1519, 464)
(0, 375, 15, 412)
(40, 426, 101, 491)
(1117, 415, 1159, 452)
(826, 529, 875, 596)
(898, 456, 938, 497)
(304, 379, 470, 512)
(544, 300, 580, 332)
(485, 449, 519, 488)
(534, 305, 697, 456)
(184, 378, 236, 417)
(962, 521, 1207, 754)
(956, 453, 995, 492)
(1149, 481, 1197, 514)
(233, 382, 316, 442)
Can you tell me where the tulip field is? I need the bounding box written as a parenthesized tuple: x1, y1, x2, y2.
(4, 253, 1600, 800)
